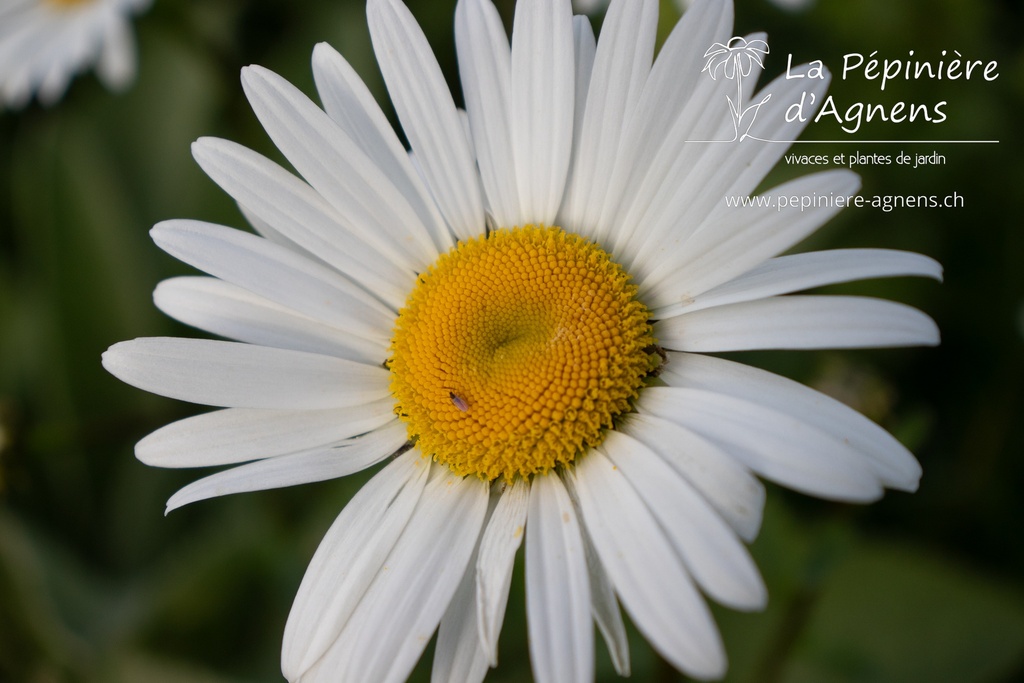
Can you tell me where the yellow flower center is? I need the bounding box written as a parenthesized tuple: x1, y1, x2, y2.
(388, 225, 658, 482)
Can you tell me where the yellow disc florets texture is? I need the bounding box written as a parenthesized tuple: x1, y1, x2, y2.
(388, 225, 657, 482)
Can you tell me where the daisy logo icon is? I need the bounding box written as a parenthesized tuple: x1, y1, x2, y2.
(703, 36, 772, 141)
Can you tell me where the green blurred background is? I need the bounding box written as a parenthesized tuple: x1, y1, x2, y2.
(1, 0, 1022, 681)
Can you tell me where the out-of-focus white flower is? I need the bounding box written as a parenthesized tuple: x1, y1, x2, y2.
(0, 0, 151, 108)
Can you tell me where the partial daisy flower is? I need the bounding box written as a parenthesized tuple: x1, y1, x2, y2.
(0, 0, 151, 108)
(103, 0, 940, 681)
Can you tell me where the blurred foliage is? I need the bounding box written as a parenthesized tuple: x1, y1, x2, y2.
(1, 0, 1022, 681)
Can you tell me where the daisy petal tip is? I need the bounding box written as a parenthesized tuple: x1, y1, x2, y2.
(240, 64, 276, 93)
(149, 219, 180, 241)
(310, 41, 342, 70)
(750, 584, 769, 613)
(893, 473, 922, 494)
(100, 340, 136, 377)
(682, 647, 728, 683)
(827, 167, 862, 195)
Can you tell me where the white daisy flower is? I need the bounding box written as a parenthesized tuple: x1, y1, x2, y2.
(102, 0, 941, 680)
(0, 0, 150, 108)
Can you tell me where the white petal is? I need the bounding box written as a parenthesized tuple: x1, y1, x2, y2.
(675, 248, 944, 316)
(603, 0, 733, 259)
(164, 421, 408, 512)
(600, 431, 766, 610)
(96, 13, 135, 90)
(191, 137, 412, 310)
(236, 202, 320, 263)
(476, 477, 529, 665)
(622, 64, 833, 273)
(656, 295, 941, 352)
(455, 0, 519, 229)
(718, 63, 835, 204)
(526, 473, 593, 683)
(510, 0, 575, 225)
(619, 412, 765, 542)
(572, 449, 726, 680)
(136, 398, 396, 468)
(639, 387, 885, 501)
(311, 42, 453, 254)
(301, 467, 489, 683)
(432, 540, 488, 683)
(661, 352, 922, 491)
(240, 65, 439, 272)
(557, 15, 596, 230)
(154, 277, 383, 365)
(570, 15, 596, 154)
(560, 473, 630, 676)
(641, 170, 861, 311)
(559, 0, 657, 244)
(151, 220, 394, 344)
(282, 451, 430, 681)
(367, 0, 484, 241)
(102, 338, 389, 409)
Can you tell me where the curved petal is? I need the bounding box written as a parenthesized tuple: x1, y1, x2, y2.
(367, 0, 485, 241)
(240, 64, 439, 272)
(602, 0, 734, 259)
(655, 295, 941, 352)
(661, 352, 922, 490)
(476, 477, 529, 664)
(236, 203, 321, 263)
(164, 421, 408, 512)
(102, 338, 390, 409)
(154, 277, 383, 365)
(282, 451, 430, 681)
(640, 169, 861, 311)
(560, 472, 630, 676)
(715, 62, 835, 205)
(151, 220, 395, 345)
(191, 137, 412, 309)
(572, 448, 726, 680)
(618, 412, 765, 543)
(311, 42, 453, 254)
(299, 467, 489, 683)
(672, 248, 944, 316)
(621, 64, 834, 273)
(136, 398, 396, 468)
(526, 473, 593, 683)
(432, 544, 489, 683)
(600, 431, 766, 611)
(638, 387, 885, 502)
